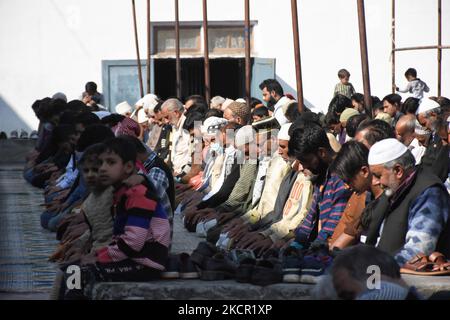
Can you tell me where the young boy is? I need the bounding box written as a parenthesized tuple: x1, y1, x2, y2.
(334, 69, 356, 99)
(396, 68, 430, 100)
(63, 137, 170, 299)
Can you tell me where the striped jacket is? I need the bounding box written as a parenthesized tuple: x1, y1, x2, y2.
(96, 182, 171, 270)
(334, 82, 355, 99)
(294, 172, 352, 245)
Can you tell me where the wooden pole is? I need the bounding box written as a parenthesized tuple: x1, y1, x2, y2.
(146, 0, 151, 94)
(438, 0, 442, 96)
(202, 0, 210, 104)
(356, 0, 372, 116)
(132, 0, 144, 98)
(175, 0, 181, 98)
(391, 0, 396, 94)
(244, 0, 251, 110)
(290, 0, 304, 112)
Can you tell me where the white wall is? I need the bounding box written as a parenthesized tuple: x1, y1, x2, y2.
(1, 0, 449, 133)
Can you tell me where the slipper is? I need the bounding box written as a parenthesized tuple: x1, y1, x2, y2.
(400, 253, 450, 276)
(428, 252, 450, 274)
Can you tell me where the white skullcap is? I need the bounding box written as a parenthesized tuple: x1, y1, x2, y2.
(416, 98, 441, 115)
(414, 120, 431, 136)
(93, 110, 111, 119)
(52, 92, 67, 102)
(136, 94, 159, 114)
(235, 125, 255, 147)
(115, 101, 133, 115)
(235, 98, 246, 103)
(278, 123, 292, 141)
(201, 116, 228, 136)
(137, 108, 149, 124)
(221, 98, 235, 111)
(368, 138, 408, 165)
(210, 96, 226, 108)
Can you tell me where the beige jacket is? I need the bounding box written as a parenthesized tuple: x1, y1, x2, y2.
(82, 186, 114, 251)
(241, 155, 291, 224)
(170, 114, 191, 174)
(260, 172, 313, 242)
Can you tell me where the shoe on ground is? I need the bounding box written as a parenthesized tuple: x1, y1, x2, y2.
(179, 252, 200, 279)
(282, 247, 304, 283)
(200, 252, 237, 281)
(20, 130, 29, 139)
(299, 254, 333, 284)
(29, 130, 38, 139)
(10, 130, 18, 139)
(161, 254, 180, 279)
(190, 241, 218, 269)
(250, 259, 283, 286)
(235, 257, 256, 283)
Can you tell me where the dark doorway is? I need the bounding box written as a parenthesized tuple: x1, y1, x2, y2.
(154, 58, 248, 101)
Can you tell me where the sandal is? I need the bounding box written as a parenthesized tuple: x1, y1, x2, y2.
(428, 252, 450, 274)
(400, 253, 435, 275)
(401, 253, 450, 276)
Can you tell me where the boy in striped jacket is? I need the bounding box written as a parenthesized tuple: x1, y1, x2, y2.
(64, 137, 170, 299)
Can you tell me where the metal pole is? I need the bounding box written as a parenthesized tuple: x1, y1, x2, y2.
(391, 0, 396, 94)
(438, 0, 442, 96)
(146, 0, 151, 94)
(290, 0, 304, 112)
(202, 0, 210, 104)
(132, 0, 144, 98)
(244, 0, 251, 110)
(175, 0, 181, 98)
(394, 45, 450, 51)
(356, 0, 372, 116)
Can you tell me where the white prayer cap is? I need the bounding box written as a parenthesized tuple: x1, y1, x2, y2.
(201, 116, 228, 136)
(136, 94, 159, 113)
(52, 92, 67, 102)
(236, 98, 246, 103)
(115, 101, 133, 115)
(235, 125, 255, 147)
(416, 98, 441, 115)
(414, 120, 431, 136)
(278, 123, 292, 141)
(210, 96, 226, 109)
(137, 108, 149, 124)
(368, 138, 408, 166)
(221, 98, 235, 111)
(93, 110, 111, 119)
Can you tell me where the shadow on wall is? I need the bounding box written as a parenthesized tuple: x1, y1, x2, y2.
(0, 95, 32, 136)
(276, 76, 322, 114)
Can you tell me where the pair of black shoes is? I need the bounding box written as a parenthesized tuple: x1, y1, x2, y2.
(161, 253, 200, 280)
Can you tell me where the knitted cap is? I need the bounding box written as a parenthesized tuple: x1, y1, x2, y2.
(227, 102, 250, 122)
(339, 108, 359, 122)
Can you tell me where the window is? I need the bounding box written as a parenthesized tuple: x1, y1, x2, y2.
(155, 27, 200, 54)
(208, 27, 253, 54)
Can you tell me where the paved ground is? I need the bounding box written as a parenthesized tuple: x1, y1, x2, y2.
(0, 164, 59, 300)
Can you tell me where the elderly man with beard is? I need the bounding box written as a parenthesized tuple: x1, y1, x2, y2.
(365, 138, 450, 267)
(416, 98, 449, 181)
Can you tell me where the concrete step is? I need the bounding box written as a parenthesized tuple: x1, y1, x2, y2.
(88, 275, 450, 300)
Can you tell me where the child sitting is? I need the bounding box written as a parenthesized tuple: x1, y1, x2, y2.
(63, 137, 170, 299)
(334, 69, 356, 99)
(396, 68, 430, 100)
